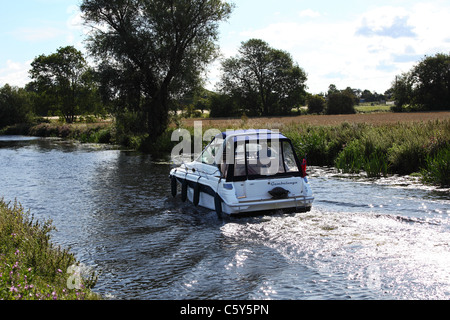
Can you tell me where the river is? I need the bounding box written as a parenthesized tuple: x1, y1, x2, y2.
(0, 136, 449, 300)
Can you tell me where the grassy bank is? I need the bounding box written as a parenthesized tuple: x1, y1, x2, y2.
(0, 199, 99, 300)
(28, 122, 113, 144)
(0, 120, 113, 144)
(283, 121, 449, 185)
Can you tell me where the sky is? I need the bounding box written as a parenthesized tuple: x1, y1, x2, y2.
(1, 0, 450, 94)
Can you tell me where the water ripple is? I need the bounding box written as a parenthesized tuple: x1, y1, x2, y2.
(0, 137, 449, 300)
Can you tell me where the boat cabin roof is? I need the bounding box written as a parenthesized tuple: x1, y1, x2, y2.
(216, 129, 288, 142)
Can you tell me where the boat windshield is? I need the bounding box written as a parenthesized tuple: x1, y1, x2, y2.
(197, 138, 224, 165)
(228, 139, 301, 181)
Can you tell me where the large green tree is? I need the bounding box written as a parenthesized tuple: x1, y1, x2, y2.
(29, 46, 100, 123)
(218, 39, 307, 116)
(80, 0, 233, 139)
(392, 53, 450, 111)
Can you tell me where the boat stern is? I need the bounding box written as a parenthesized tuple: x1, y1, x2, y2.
(217, 177, 314, 215)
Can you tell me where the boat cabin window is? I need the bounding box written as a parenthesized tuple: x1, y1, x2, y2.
(233, 143, 247, 178)
(228, 139, 301, 181)
(282, 141, 300, 173)
(198, 138, 223, 166)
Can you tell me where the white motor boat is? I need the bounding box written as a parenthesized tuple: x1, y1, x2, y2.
(169, 129, 314, 216)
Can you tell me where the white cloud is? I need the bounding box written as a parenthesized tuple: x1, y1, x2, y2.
(355, 6, 410, 34)
(66, 5, 87, 49)
(66, 5, 86, 33)
(408, 2, 450, 53)
(0, 60, 32, 87)
(356, 16, 417, 38)
(231, 3, 450, 93)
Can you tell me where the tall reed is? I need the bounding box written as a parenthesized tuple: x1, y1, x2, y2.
(421, 145, 450, 187)
(281, 120, 449, 185)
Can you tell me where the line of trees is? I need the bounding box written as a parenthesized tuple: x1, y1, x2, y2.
(0, 84, 34, 129)
(308, 85, 358, 115)
(1, 0, 449, 142)
(1, 46, 106, 130)
(210, 52, 450, 117)
(305, 85, 391, 115)
(29, 46, 104, 123)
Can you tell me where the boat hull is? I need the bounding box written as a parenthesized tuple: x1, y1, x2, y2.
(170, 166, 314, 216)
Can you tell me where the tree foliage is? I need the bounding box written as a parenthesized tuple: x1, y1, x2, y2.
(217, 39, 307, 117)
(360, 89, 386, 103)
(325, 89, 356, 115)
(29, 46, 101, 123)
(0, 84, 33, 129)
(306, 94, 326, 114)
(392, 53, 450, 111)
(81, 0, 233, 139)
(321, 84, 357, 115)
(209, 92, 240, 117)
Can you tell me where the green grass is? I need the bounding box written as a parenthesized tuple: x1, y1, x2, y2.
(0, 199, 99, 300)
(27, 122, 113, 144)
(282, 120, 450, 186)
(421, 145, 450, 187)
(355, 104, 391, 113)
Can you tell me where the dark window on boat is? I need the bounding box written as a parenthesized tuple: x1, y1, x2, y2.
(234, 142, 247, 178)
(226, 139, 301, 182)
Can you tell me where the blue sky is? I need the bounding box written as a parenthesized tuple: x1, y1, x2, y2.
(1, 0, 450, 94)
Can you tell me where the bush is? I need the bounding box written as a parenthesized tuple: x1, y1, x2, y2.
(335, 139, 365, 173)
(283, 120, 449, 180)
(95, 129, 112, 144)
(388, 142, 426, 175)
(28, 123, 59, 137)
(307, 95, 325, 114)
(333, 136, 389, 178)
(209, 93, 240, 118)
(326, 92, 356, 115)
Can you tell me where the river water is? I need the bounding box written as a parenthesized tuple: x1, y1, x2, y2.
(0, 136, 449, 300)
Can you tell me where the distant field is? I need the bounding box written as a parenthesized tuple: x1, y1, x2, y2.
(354, 104, 391, 113)
(182, 111, 450, 129)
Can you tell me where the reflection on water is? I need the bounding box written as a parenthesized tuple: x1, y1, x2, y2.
(0, 136, 449, 300)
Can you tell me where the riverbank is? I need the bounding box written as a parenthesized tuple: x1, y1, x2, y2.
(282, 120, 449, 186)
(0, 199, 99, 300)
(0, 117, 113, 143)
(1, 112, 449, 186)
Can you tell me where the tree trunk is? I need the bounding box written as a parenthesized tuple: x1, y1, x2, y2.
(146, 95, 169, 139)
